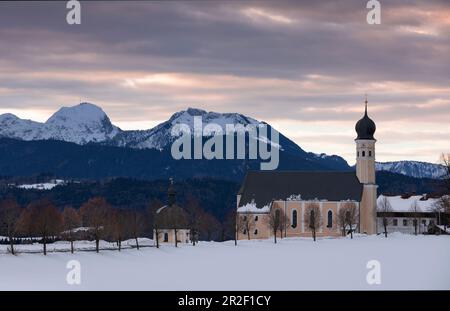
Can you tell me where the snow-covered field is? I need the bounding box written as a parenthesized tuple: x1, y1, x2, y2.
(1, 233, 449, 291)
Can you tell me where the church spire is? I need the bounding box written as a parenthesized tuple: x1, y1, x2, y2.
(168, 177, 176, 206)
(364, 94, 368, 115)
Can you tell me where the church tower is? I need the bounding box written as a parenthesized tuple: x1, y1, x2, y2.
(355, 99, 378, 234)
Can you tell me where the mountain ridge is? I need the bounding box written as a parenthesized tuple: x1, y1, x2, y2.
(0, 102, 445, 179)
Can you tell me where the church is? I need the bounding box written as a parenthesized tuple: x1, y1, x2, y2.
(236, 100, 378, 239)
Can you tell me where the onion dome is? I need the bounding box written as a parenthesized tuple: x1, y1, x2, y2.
(355, 100, 376, 140)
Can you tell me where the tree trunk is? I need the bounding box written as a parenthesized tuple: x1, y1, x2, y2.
(273, 229, 277, 244)
(384, 224, 388, 238)
(96, 238, 100, 253)
(175, 229, 178, 247)
(155, 229, 159, 248)
(313, 228, 316, 241)
(43, 236, 47, 256)
(247, 228, 250, 240)
(350, 222, 353, 239)
(234, 230, 237, 246)
(135, 236, 140, 250)
(9, 233, 15, 255)
(71, 240, 74, 254)
(118, 239, 121, 251)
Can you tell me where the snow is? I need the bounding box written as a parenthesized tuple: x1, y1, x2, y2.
(436, 225, 450, 233)
(237, 202, 270, 213)
(17, 179, 66, 190)
(0, 234, 449, 290)
(1, 104, 276, 151)
(376, 161, 446, 179)
(0, 103, 120, 145)
(377, 194, 441, 212)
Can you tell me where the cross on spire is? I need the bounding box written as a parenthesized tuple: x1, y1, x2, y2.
(364, 94, 368, 115)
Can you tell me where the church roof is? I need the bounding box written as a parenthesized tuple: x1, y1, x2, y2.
(238, 171, 363, 209)
(355, 100, 376, 140)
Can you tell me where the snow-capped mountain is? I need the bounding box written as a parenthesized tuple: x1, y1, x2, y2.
(0, 103, 120, 144)
(376, 161, 447, 179)
(0, 113, 43, 140)
(111, 107, 261, 150)
(1, 103, 446, 180)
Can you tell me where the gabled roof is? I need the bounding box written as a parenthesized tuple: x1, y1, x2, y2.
(238, 171, 363, 209)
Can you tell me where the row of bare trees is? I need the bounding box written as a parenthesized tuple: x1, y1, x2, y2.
(233, 202, 359, 244)
(0, 197, 148, 255)
(0, 195, 224, 255)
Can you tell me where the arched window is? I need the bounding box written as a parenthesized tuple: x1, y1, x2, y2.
(291, 210, 297, 228)
(362, 151, 366, 157)
(369, 150, 372, 157)
(164, 232, 169, 242)
(254, 216, 258, 222)
(327, 210, 333, 228)
(254, 229, 258, 235)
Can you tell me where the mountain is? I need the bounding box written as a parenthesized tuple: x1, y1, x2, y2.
(110, 107, 260, 150)
(0, 103, 120, 144)
(0, 102, 445, 182)
(0, 103, 351, 172)
(376, 161, 446, 179)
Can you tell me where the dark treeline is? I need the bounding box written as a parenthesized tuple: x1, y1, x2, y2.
(0, 195, 241, 255)
(0, 177, 239, 221)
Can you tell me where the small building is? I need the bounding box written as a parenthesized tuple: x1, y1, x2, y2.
(153, 179, 190, 245)
(376, 194, 441, 234)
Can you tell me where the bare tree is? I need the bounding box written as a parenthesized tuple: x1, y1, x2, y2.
(169, 207, 189, 247)
(62, 206, 81, 254)
(266, 208, 285, 243)
(80, 197, 110, 253)
(185, 196, 202, 246)
(199, 212, 221, 241)
(337, 207, 347, 237)
(241, 212, 256, 240)
(278, 211, 289, 239)
(148, 199, 163, 248)
(20, 199, 63, 255)
(128, 209, 146, 250)
(409, 201, 422, 235)
(304, 202, 322, 241)
(0, 198, 22, 255)
(432, 196, 450, 232)
(224, 209, 246, 246)
(441, 153, 450, 192)
(108, 208, 128, 251)
(342, 202, 358, 239)
(377, 196, 393, 238)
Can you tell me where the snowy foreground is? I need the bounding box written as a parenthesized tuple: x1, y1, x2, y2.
(1, 233, 449, 290)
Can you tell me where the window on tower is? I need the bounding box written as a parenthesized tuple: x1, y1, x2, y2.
(362, 151, 366, 157)
(369, 151, 372, 157)
(357, 151, 359, 157)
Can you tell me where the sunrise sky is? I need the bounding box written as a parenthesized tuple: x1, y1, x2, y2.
(0, 0, 449, 165)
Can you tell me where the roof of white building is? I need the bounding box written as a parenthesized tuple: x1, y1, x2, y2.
(237, 202, 270, 214)
(377, 195, 441, 213)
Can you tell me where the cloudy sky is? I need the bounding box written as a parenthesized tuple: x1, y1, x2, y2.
(0, 0, 449, 165)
